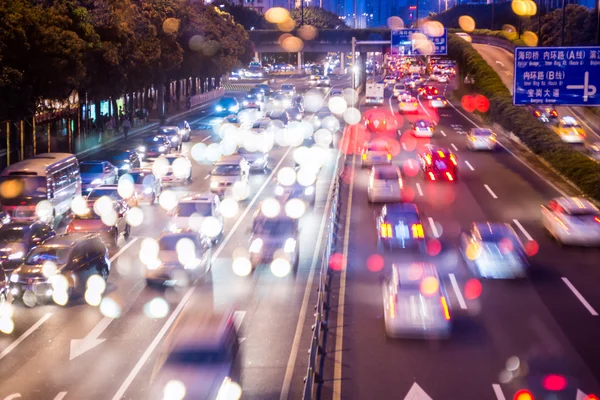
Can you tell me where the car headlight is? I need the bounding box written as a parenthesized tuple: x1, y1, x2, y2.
(138, 146, 146, 152)
(158, 146, 166, 152)
(304, 186, 314, 196)
(9, 273, 19, 283)
(91, 178, 103, 185)
(275, 185, 284, 196)
(143, 187, 153, 194)
(284, 238, 296, 253)
(171, 136, 178, 143)
(249, 238, 263, 253)
(8, 251, 24, 260)
(296, 114, 302, 120)
(216, 106, 224, 111)
(210, 181, 219, 189)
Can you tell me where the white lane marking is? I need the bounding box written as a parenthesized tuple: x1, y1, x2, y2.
(3, 395, 21, 400)
(492, 384, 507, 400)
(333, 153, 356, 400)
(402, 142, 407, 150)
(440, 130, 447, 137)
(109, 237, 138, 262)
(0, 313, 52, 361)
(448, 273, 467, 310)
(451, 143, 459, 152)
(562, 277, 599, 316)
(427, 217, 439, 238)
(465, 160, 475, 171)
(408, 159, 414, 169)
(111, 287, 195, 400)
(202, 136, 211, 142)
(232, 310, 246, 332)
(512, 219, 533, 241)
(204, 174, 210, 180)
(70, 316, 113, 360)
(484, 184, 498, 199)
(53, 393, 67, 400)
(403, 382, 433, 400)
(416, 183, 424, 196)
(280, 150, 341, 399)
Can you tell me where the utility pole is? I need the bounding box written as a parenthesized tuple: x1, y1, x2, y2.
(491, 0, 495, 30)
(561, 0, 566, 46)
(301, 0, 304, 26)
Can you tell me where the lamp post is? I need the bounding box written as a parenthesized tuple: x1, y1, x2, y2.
(561, 0, 566, 45)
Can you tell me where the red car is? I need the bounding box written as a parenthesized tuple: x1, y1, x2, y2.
(418, 85, 440, 100)
(364, 112, 398, 133)
(418, 148, 458, 182)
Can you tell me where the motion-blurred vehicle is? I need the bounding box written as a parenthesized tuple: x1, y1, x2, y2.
(308, 75, 319, 85)
(145, 230, 212, 287)
(80, 161, 118, 193)
(375, 203, 426, 252)
(0, 222, 55, 273)
(236, 147, 268, 172)
(361, 140, 392, 168)
(242, 94, 262, 110)
(460, 222, 529, 278)
(107, 149, 141, 174)
(254, 84, 272, 96)
(66, 201, 130, 247)
(418, 85, 439, 100)
(419, 148, 458, 182)
(138, 135, 170, 159)
(541, 196, 600, 246)
(585, 141, 600, 161)
(215, 97, 240, 115)
(248, 87, 265, 101)
(436, 74, 449, 83)
(383, 76, 397, 85)
(155, 154, 192, 184)
(365, 111, 398, 133)
(466, 128, 498, 151)
(285, 106, 304, 122)
(368, 165, 403, 203)
(317, 75, 331, 87)
(209, 155, 250, 196)
(168, 193, 223, 243)
(150, 308, 241, 400)
(396, 90, 412, 102)
(274, 175, 316, 206)
(410, 120, 434, 138)
(280, 84, 296, 97)
(249, 211, 300, 273)
(365, 82, 385, 105)
(409, 72, 422, 83)
(456, 32, 472, 42)
(9, 233, 110, 300)
(530, 105, 559, 124)
(159, 126, 183, 152)
(176, 121, 191, 142)
(126, 168, 162, 204)
(330, 89, 343, 96)
(552, 116, 586, 143)
(268, 93, 292, 111)
(429, 95, 448, 108)
(87, 183, 138, 208)
(398, 97, 419, 113)
(382, 262, 451, 338)
(392, 84, 405, 97)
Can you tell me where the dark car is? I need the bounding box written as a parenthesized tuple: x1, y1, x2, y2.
(285, 106, 304, 122)
(376, 203, 426, 252)
(254, 84, 272, 97)
(0, 222, 56, 273)
(107, 150, 141, 175)
(248, 87, 265, 101)
(9, 233, 110, 301)
(419, 148, 458, 182)
(177, 121, 191, 142)
(139, 135, 171, 159)
(530, 105, 559, 124)
(242, 94, 262, 109)
(215, 97, 240, 115)
(159, 126, 182, 151)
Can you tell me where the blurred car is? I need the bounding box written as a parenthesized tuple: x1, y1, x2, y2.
(285, 106, 304, 122)
(308, 75, 319, 85)
(139, 135, 171, 159)
(418, 85, 439, 100)
(466, 128, 498, 151)
(585, 141, 600, 161)
(317, 75, 331, 87)
(411, 120, 434, 138)
(106, 149, 141, 174)
(280, 84, 296, 97)
(145, 230, 212, 287)
(361, 140, 392, 168)
(155, 153, 192, 184)
(80, 161, 118, 193)
(419, 148, 458, 182)
(383, 76, 397, 85)
(430, 72, 443, 82)
(436, 74, 449, 83)
(396, 90, 413, 102)
(215, 97, 240, 115)
(0, 212, 9, 227)
(254, 84, 272, 97)
(267, 93, 292, 111)
(392, 84, 405, 97)
(274, 177, 316, 206)
(9, 234, 110, 300)
(456, 32, 472, 42)
(429, 95, 448, 108)
(541, 196, 600, 246)
(291, 95, 305, 112)
(66, 202, 130, 247)
(125, 168, 162, 204)
(266, 109, 288, 124)
(382, 262, 451, 339)
(530, 105, 559, 124)
(242, 94, 262, 109)
(0, 222, 55, 273)
(399, 97, 419, 113)
(460, 222, 529, 279)
(177, 121, 191, 142)
(236, 147, 268, 172)
(248, 87, 265, 101)
(150, 308, 241, 400)
(87, 183, 138, 208)
(364, 113, 391, 133)
(552, 116, 586, 143)
(331, 88, 343, 96)
(167, 193, 223, 243)
(249, 211, 300, 273)
(159, 126, 183, 152)
(409, 72, 422, 83)
(368, 165, 403, 203)
(375, 203, 426, 252)
(404, 79, 418, 90)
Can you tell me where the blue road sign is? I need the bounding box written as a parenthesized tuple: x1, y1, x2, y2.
(391, 29, 447, 56)
(513, 46, 600, 106)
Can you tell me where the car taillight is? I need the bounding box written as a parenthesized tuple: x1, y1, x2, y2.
(434, 89, 438, 94)
(437, 151, 445, 158)
(446, 172, 454, 181)
(449, 154, 457, 165)
(362, 153, 367, 160)
(380, 223, 392, 238)
(366, 120, 370, 124)
(399, 178, 404, 189)
(595, 216, 600, 224)
(534, 111, 541, 117)
(387, 153, 392, 161)
(389, 294, 396, 318)
(428, 171, 435, 180)
(552, 111, 558, 116)
(440, 296, 451, 320)
(411, 223, 424, 238)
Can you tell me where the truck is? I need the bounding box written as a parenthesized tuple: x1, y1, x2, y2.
(365, 82, 385, 105)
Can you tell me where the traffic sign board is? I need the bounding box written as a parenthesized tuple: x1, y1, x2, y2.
(513, 46, 600, 106)
(391, 29, 447, 56)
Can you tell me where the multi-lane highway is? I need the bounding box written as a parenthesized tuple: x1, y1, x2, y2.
(321, 75, 600, 399)
(0, 75, 349, 400)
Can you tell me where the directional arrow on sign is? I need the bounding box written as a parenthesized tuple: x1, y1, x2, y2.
(576, 389, 598, 400)
(404, 382, 433, 400)
(70, 317, 113, 360)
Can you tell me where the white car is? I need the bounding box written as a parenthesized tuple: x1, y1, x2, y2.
(456, 32, 472, 42)
(368, 165, 403, 203)
(126, 168, 162, 204)
(396, 90, 413, 102)
(361, 140, 392, 168)
(154, 153, 192, 183)
(411, 120, 434, 138)
(542, 196, 600, 246)
(382, 263, 451, 339)
(585, 141, 600, 161)
(167, 193, 224, 243)
(429, 96, 448, 109)
(437, 74, 449, 83)
(392, 84, 405, 97)
(466, 128, 498, 151)
(398, 97, 419, 113)
(383, 76, 396, 85)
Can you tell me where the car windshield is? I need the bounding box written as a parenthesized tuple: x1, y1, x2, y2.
(473, 129, 493, 136)
(175, 202, 212, 217)
(73, 208, 102, 220)
(212, 165, 240, 176)
(565, 209, 600, 217)
(161, 128, 178, 135)
(159, 234, 197, 251)
(88, 189, 121, 201)
(253, 219, 296, 235)
(0, 176, 47, 198)
(80, 164, 103, 174)
(219, 98, 236, 106)
(367, 143, 389, 151)
(562, 121, 580, 128)
(25, 247, 69, 265)
(281, 85, 293, 91)
(374, 169, 400, 180)
(145, 137, 163, 144)
(166, 348, 230, 365)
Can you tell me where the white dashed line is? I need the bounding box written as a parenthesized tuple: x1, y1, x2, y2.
(408, 159, 414, 169)
(512, 219, 533, 241)
(562, 277, 599, 316)
(204, 174, 210, 180)
(448, 274, 467, 310)
(492, 384, 507, 400)
(440, 130, 447, 137)
(202, 136, 211, 142)
(427, 217, 439, 238)
(0, 313, 52, 360)
(402, 142, 407, 150)
(416, 183, 423, 196)
(451, 143, 459, 152)
(484, 184, 498, 199)
(465, 160, 475, 171)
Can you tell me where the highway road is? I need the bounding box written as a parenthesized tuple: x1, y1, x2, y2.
(0, 75, 349, 400)
(320, 75, 600, 399)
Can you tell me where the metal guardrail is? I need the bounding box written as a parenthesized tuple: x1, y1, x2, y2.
(189, 88, 224, 108)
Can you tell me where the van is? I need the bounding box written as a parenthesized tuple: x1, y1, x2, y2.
(0, 153, 81, 224)
(209, 155, 249, 196)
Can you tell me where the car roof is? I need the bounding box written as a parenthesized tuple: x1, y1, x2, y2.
(553, 196, 598, 213)
(37, 233, 98, 248)
(560, 116, 578, 124)
(215, 155, 245, 165)
(160, 126, 178, 130)
(178, 193, 216, 203)
(393, 262, 440, 285)
(473, 222, 518, 241)
(129, 168, 154, 174)
(383, 203, 419, 215)
(254, 208, 296, 222)
(80, 160, 105, 165)
(414, 120, 432, 126)
(159, 230, 201, 240)
(91, 184, 118, 190)
(372, 165, 400, 173)
(166, 308, 235, 351)
(427, 148, 453, 157)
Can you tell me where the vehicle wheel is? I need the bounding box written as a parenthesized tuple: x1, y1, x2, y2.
(124, 224, 131, 240)
(100, 265, 109, 281)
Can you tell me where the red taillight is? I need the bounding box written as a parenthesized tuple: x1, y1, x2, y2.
(440, 296, 451, 320)
(534, 111, 541, 117)
(411, 223, 424, 238)
(428, 172, 435, 181)
(450, 154, 457, 165)
(66, 224, 74, 234)
(552, 110, 558, 116)
(380, 223, 392, 238)
(434, 89, 438, 94)
(437, 150, 445, 158)
(366, 120, 371, 124)
(446, 172, 454, 181)
(594, 216, 600, 224)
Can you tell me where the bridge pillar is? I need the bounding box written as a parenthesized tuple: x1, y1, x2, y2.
(359, 52, 367, 92)
(297, 52, 303, 74)
(340, 52, 345, 73)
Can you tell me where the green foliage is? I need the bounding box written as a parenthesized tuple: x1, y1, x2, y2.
(431, 3, 520, 30)
(448, 33, 600, 201)
(212, 1, 271, 30)
(523, 4, 597, 46)
(289, 7, 346, 30)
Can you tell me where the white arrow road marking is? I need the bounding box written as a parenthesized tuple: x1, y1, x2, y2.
(70, 317, 113, 360)
(495, 61, 505, 67)
(0, 313, 52, 361)
(576, 388, 596, 400)
(3, 394, 21, 400)
(448, 274, 467, 310)
(238, 337, 247, 344)
(404, 382, 433, 400)
(492, 384, 506, 400)
(53, 393, 67, 400)
(232, 310, 246, 332)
